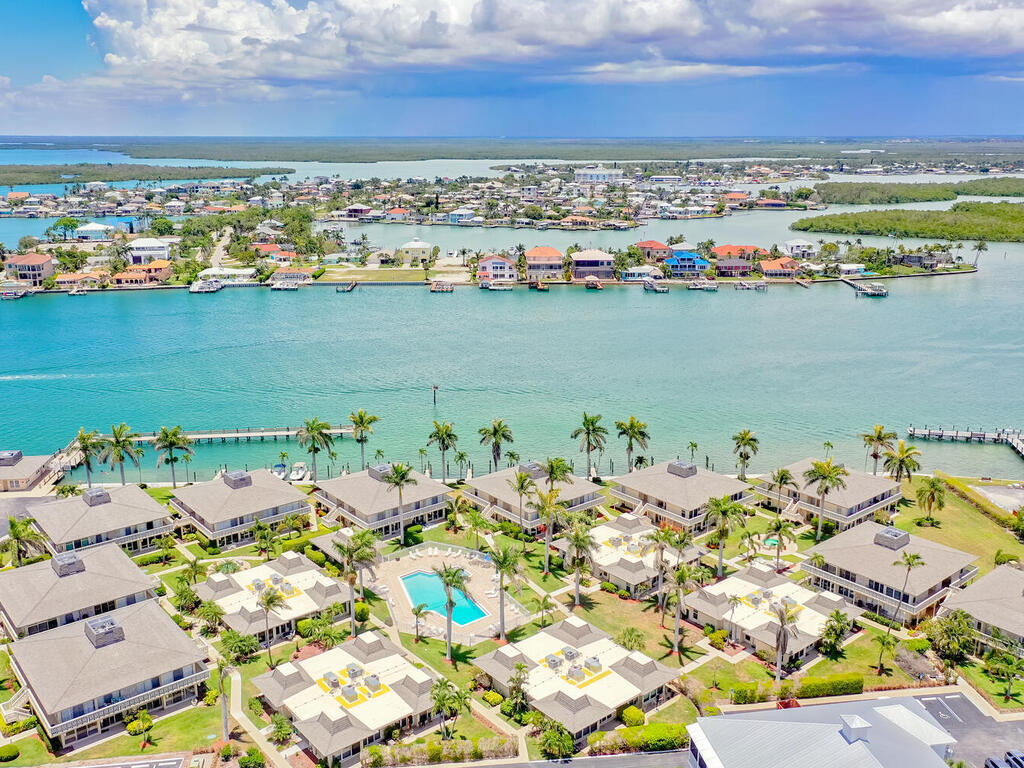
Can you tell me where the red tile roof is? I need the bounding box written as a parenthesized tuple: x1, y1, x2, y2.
(252, 243, 282, 252)
(635, 240, 669, 250)
(525, 246, 563, 263)
(712, 245, 768, 258)
(7, 252, 51, 266)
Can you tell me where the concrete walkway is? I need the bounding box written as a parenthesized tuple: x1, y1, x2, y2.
(229, 669, 291, 768)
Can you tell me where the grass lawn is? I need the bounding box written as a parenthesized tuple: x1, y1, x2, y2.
(688, 658, 773, 701)
(507, 582, 539, 611)
(525, 736, 543, 761)
(958, 659, 1024, 710)
(493, 536, 569, 593)
(807, 627, 914, 689)
(421, 712, 504, 743)
(362, 587, 391, 625)
(895, 478, 1024, 575)
(648, 694, 699, 725)
(715, 514, 775, 559)
(143, 487, 176, 505)
(218, 639, 309, 702)
(320, 268, 433, 282)
(562, 591, 703, 667)
(135, 551, 186, 574)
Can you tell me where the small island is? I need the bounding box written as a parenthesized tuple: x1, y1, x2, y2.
(0, 163, 295, 186)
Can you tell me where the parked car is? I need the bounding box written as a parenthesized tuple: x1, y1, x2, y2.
(1003, 750, 1024, 768)
(986, 758, 1012, 768)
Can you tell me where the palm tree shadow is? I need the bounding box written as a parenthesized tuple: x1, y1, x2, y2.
(449, 643, 476, 669)
(564, 593, 596, 612)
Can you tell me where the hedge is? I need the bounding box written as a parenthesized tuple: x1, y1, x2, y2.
(304, 546, 327, 567)
(312, 267, 326, 279)
(600, 582, 618, 593)
(903, 637, 930, 653)
(796, 674, 863, 699)
(620, 705, 644, 726)
(861, 611, 902, 630)
(482, 690, 503, 707)
(937, 471, 1017, 528)
(588, 723, 688, 754)
(0, 745, 19, 762)
(296, 618, 314, 638)
(707, 630, 729, 650)
(135, 553, 168, 566)
(0, 714, 36, 738)
(731, 683, 763, 705)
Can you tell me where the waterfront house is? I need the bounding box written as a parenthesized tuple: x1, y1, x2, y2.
(773, 458, 901, 530)
(711, 245, 769, 261)
(462, 462, 603, 533)
(0, 449, 54, 492)
(839, 263, 866, 275)
(397, 238, 431, 263)
(447, 207, 475, 224)
(475, 615, 677, 747)
(664, 251, 711, 278)
(5, 252, 54, 285)
(611, 461, 751, 532)
(806, 523, 977, 623)
(722, 191, 750, 208)
(194, 551, 346, 645)
(252, 243, 282, 257)
(715, 258, 753, 277)
(551, 513, 701, 597)
(127, 237, 171, 264)
(683, 561, 862, 662)
(385, 207, 409, 222)
(477, 254, 518, 283)
(621, 264, 659, 281)
(312, 464, 449, 540)
(758, 256, 798, 277)
(125, 259, 172, 283)
(634, 240, 672, 261)
(73, 221, 116, 240)
(254, 632, 436, 764)
(271, 266, 315, 284)
(54, 271, 104, 289)
(525, 246, 564, 280)
(111, 270, 146, 286)
(570, 249, 614, 279)
(0, 544, 156, 638)
(939, 565, 1024, 655)
(755, 198, 787, 209)
(171, 469, 311, 549)
(784, 238, 818, 259)
(687, 699, 956, 768)
(6, 601, 209, 748)
(574, 166, 624, 184)
(31, 485, 175, 554)
(163, 200, 187, 215)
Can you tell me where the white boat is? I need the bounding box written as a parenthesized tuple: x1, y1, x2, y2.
(643, 278, 668, 293)
(189, 279, 223, 294)
(271, 281, 300, 291)
(289, 462, 308, 481)
(0, 288, 27, 300)
(68, 286, 88, 296)
(487, 282, 514, 291)
(271, 463, 287, 480)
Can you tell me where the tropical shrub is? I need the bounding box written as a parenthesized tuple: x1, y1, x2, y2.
(620, 705, 644, 726)
(755, 649, 775, 664)
(601, 581, 618, 593)
(731, 683, 763, 705)
(247, 696, 264, 719)
(903, 637, 930, 654)
(297, 618, 314, 638)
(588, 723, 689, 754)
(304, 546, 327, 567)
(0, 745, 19, 762)
(354, 602, 371, 623)
(135, 553, 166, 566)
(203, 689, 220, 706)
(238, 747, 266, 768)
(549, 555, 564, 570)
(0, 715, 35, 738)
(707, 630, 729, 650)
(617, 590, 630, 600)
(862, 611, 902, 630)
(482, 691, 503, 707)
(796, 674, 863, 698)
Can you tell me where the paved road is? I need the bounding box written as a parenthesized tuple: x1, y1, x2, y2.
(482, 750, 690, 768)
(68, 758, 184, 768)
(916, 692, 1024, 767)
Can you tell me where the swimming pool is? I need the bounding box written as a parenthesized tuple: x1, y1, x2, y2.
(400, 571, 487, 626)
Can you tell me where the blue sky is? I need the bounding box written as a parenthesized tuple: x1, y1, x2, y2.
(3, 0, 1024, 136)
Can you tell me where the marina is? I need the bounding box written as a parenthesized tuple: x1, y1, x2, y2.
(907, 426, 1024, 462)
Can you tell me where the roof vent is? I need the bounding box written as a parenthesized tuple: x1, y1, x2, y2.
(341, 684, 359, 702)
(368, 464, 393, 482)
(546, 654, 562, 669)
(347, 663, 363, 679)
(873, 527, 910, 551)
(584, 656, 601, 672)
(85, 615, 125, 648)
(667, 461, 697, 479)
(563, 646, 580, 661)
(223, 470, 252, 489)
(52, 551, 85, 577)
(0, 450, 22, 466)
(567, 664, 585, 681)
(324, 671, 340, 689)
(366, 674, 381, 692)
(839, 713, 872, 744)
(518, 462, 546, 480)
(82, 487, 111, 506)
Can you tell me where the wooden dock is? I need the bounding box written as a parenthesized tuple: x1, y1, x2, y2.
(907, 426, 1024, 461)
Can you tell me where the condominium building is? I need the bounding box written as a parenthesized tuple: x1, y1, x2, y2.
(254, 631, 436, 763)
(0, 449, 54, 492)
(773, 458, 902, 531)
(194, 551, 346, 644)
(463, 462, 603, 533)
(312, 464, 450, 540)
(806, 523, 978, 623)
(475, 616, 677, 746)
(6, 601, 209, 748)
(31, 485, 174, 553)
(171, 469, 310, 548)
(0, 544, 156, 638)
(939, 565, 1024, 655)
(611, 461, 751, 532)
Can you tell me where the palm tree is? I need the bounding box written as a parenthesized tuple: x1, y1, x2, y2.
(972, 239, 988, 266)
(154, 425, 195, 489)
(874, 633, 898, 675)
(157, 535, 177, 565)
(216, 659, 233, 742)
(464, 507, 487, 548)
(771, 601, 799, 683)
(615, 416, 650, 472)
(100, 423, 143, 486)
(727, 594, 744, 643)
(506, 471, 537, 543)
(687, 442, 698, 461)
(766, 518, 796, 570)
(861, 425, 897, 476)
(739, 530, 759, 564)
(478, 419, 513, 470)
(823, 440, 834, 457)
(75, 428, 106, 488)
(297, 417, 333, 482)
(803, 458, 849, 541)
(889, 551, 926, 634)
(669, 563, 703, 655)
(454, 450, 469, 479)
(505, 450, 520, 467)
(616, 627, 646, 652)
(182, 556, 208, 584)
(915, 476, 946, 525)
(198, 600, 225, 635)
(884, 440, 921, 483)
(383, 462, 417, 544)
(541, 456, 571, 493)
(1, 517, 44, 566)
(350, 410, 379, 470)
(411, 602, 428, 641)
(642, 526, 676, 610)
(704, 495, 746, 578)
(535, 594, 556, 627)
(257, 588, 285, 668)
(528, 488, 567, 574)
(571, 413, 608, 478)
(491, 545, 523, 640)
(333, 535, 374, 636)
(434, 563, 468, 662)
(352, 528, 378, 596)
(430, 678, 469, 740)
(768, 468, 797, 510)
(181, 453, 193, 483)
(731, 429, 759, 481)
(565, 522, 596, 607)
(427, 421, 458, 484)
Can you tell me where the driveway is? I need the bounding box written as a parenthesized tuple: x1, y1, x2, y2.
(916, 692, 1024, 767)
(0, 496, 47, 534)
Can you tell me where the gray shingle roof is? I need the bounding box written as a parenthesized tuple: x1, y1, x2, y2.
(533, 689, 612, 735)
(173, 469, 309, 524)
(315, 469, 449, 516)
(0, 544, 155, 629)
(614, 463, 750, 513)
(782, 458, 900, 508)
(0, 454, 50, 481)
(941, 565, 1024, 637)
(466, 466, 600, 509)
(30, 484, 170, 546)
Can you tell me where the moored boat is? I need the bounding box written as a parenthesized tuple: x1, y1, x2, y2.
(643, 278, 668, 293)
(189, 279, 223, 294)
(289, 462, 308, 481)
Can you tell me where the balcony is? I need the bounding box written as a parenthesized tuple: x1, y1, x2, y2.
(47, 669, 210, 737)
(803, 563, 978, 614)
(791, 493, 900, 524)
(173, 500, 309, 538)
(318, 494, 446, 529)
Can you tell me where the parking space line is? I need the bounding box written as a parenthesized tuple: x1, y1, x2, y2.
(935, 698, 964, 723)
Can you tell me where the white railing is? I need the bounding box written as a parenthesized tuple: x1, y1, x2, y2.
(47, 669, 210, 736)
(0, 687, 30, 721)
(790, 494, 899, 523)
(174, 501, 309, 538)
(803, 563, 978, 614)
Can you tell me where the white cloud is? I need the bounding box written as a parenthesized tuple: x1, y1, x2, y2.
(546, 60, 849, 84)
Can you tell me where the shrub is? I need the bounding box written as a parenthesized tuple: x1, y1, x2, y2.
(620, 705, 644, 727)
(248, 696, 264, 719)
(0, 715, 36, 738)
(755, 649, 775, 664)
(707, 630, 729, 650)
(425, 743, 442, 763)
(220, 743, 237, 761)
(154, 585, 167, 597)
(205, 545, 222, 555)
(588, 723, 688, 754)
(731, 683, 761, 705)
(617, 589, 630, 600)
(482, 691, 503, 707)
(172, 613, 191, 630)
(325, 563, 340, 577)
(354, 602, 371, 623)
(366, 745, 385, 768)
(297, 618, 314, 638)
(0, 745, 19, 762)
(304, 546, 327, 567)
(499, 698, 516, 718)
(135, 553, 165, 566)
(203, 689, 220, 706)
(797, 674, 864, 699)
(312, 267, 326, 279)
(549, 555, 563, 570)
(777, 681, 794, 700)
(238, 747, 266, 768)
(703, 624, 716, 637)
(862, 611, 902, 630)
(601, 581, 618, 593)
(903, 637, 930, 654)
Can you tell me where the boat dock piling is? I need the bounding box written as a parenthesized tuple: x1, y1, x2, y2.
(907, 426, 1024, 461)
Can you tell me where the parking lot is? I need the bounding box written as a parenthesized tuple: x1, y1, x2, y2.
(916, 692, 1024, 767)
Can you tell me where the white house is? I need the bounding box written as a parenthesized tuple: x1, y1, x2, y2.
(128, 238, 171, 264)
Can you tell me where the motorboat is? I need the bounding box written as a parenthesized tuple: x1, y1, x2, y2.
(643, 278, 668, 293)
(0, 288, 28, 300)
(289, 462, 308, 481)
(584, 276, 603, 290)
(189, 279, 223, 293)
(271, 463, 288, 480)
(68, 286, 88, 296)
(271, 281, 300, 291)
(487, 282, 514, 291)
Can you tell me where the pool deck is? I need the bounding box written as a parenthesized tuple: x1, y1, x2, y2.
(370, 544, 532, 645)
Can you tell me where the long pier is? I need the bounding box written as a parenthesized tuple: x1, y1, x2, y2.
(907, 426, 1024, 461)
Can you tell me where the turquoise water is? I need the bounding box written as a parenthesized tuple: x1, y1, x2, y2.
(401, 570, 486, 625)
